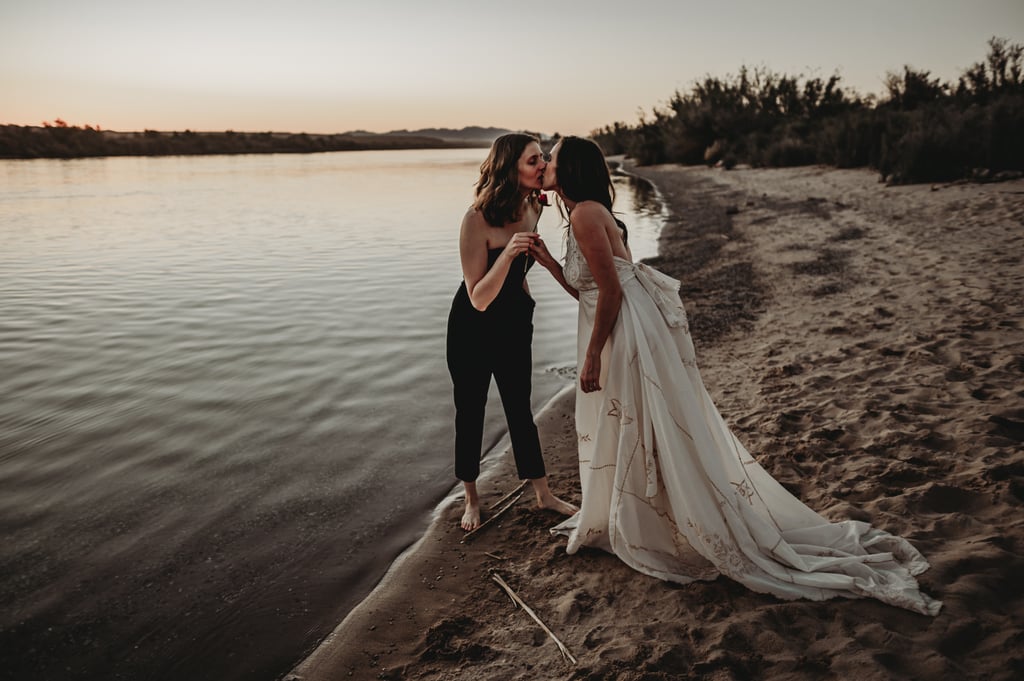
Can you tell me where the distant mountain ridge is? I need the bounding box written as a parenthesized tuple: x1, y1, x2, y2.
(349, 126, 512, 144)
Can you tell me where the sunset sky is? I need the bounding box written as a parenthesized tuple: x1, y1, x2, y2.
(2, 0, 1022, 136)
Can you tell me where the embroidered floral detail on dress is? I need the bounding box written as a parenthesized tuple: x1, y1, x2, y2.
(731, 479, 755, 505)
(622, 539, 719, 582)
(687, 520, 759, 579)
(607, 398, 634, 425)
(577, 431, 591, 442)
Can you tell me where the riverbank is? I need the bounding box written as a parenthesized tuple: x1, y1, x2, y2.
(287, 163, 1024, 681)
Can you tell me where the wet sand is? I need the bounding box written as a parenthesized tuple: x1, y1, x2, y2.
(287, 163, 1024, 681)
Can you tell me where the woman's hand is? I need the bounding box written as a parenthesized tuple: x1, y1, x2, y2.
(501, 231, 538, 261)
(528, 234, 579, 300)
(528, 236, 558, 270)
(580, 353, 601, 393)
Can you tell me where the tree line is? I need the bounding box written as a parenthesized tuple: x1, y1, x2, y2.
(592, 37, 1023, 184)
(0, 125, 476, 160)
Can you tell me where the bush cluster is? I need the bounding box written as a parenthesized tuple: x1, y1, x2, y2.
(593, 37, 1024, 183)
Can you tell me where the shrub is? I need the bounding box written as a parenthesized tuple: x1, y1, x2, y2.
(762, 136, 818, 167)
(592, 36, 1023, 183)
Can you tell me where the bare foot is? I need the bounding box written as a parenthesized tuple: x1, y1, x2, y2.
(537, 492, 578, 517)
(460, 500, 481, 531)
(460, 481, 481, 531)
(529, 476, 578, 517)
(460, 499, 481, 531)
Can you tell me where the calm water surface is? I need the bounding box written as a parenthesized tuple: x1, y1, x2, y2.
(0, 148, 666, 680)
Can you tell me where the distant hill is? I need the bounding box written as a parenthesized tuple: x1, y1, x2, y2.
(396, 126, 512, 144)
(349, 126, 512, 145)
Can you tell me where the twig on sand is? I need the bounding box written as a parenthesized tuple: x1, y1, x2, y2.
(491, 480, 529, 510)
(484, 552, 507, 561)
(466, 489, 528, 540)
(462, 481, 528, 544)
(490, 572, 577, 665)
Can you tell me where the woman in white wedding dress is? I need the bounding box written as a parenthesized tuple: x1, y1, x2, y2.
(528, 136, 941, 616)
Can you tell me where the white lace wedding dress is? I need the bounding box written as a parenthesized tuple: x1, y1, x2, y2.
(551, 230, 941, 616)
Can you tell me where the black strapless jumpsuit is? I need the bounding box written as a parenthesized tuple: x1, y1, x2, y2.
(446, 248, 546, 482)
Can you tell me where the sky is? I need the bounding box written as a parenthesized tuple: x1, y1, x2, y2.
(2, 0, 1022, 136)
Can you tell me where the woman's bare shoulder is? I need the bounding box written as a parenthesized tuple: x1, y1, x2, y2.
(570, 202, 613, 235)
(575, 201, 616, 223)
(461, 206, 490, 233)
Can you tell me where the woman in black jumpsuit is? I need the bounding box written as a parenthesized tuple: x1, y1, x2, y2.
(447, 133, 577, 531)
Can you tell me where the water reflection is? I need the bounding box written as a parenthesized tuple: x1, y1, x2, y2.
(615, 170, 663, 218)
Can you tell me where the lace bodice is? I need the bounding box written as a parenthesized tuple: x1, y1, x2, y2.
(563, 229, 587, 290)
(564, 229, 635, 292)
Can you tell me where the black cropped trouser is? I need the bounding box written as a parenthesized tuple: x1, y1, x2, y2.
(446, 296, 546, 483)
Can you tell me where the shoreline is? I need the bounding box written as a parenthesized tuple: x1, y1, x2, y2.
(287, 163, 1024, 680)
(285, 383, 580, 681)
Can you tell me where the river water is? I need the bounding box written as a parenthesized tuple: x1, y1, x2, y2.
(0, 148, 665, 680)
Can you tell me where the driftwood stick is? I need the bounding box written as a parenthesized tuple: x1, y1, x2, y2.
(484, 552, 506, 561)
(490, 572, 577, 665)
(460, 491, 523, 543)
(490, 480, 529, 510)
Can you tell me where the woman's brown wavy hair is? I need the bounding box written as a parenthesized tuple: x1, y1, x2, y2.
(473, 133, 540, 227)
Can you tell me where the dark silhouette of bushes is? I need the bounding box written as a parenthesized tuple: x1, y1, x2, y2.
(0, 125, 475, 160)
(593, 37, 1024, 184)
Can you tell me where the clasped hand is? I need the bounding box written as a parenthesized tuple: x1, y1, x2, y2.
(502, 231, 540, 260)
(526, 235, 558, 269)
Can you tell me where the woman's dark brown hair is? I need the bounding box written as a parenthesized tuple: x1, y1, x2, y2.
(473, 133, 540, 227)
(556, 136, 627, 243)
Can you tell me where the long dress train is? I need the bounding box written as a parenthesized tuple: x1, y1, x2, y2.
(551, 230, 941, 616)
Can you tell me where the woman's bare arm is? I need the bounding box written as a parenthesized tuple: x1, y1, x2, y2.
(571, 202, 624, 392)
(459, 209, 537, 311)
(529, 236, 579, 300)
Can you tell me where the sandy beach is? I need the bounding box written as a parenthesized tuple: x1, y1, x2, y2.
(286, 162, 1024, 681)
